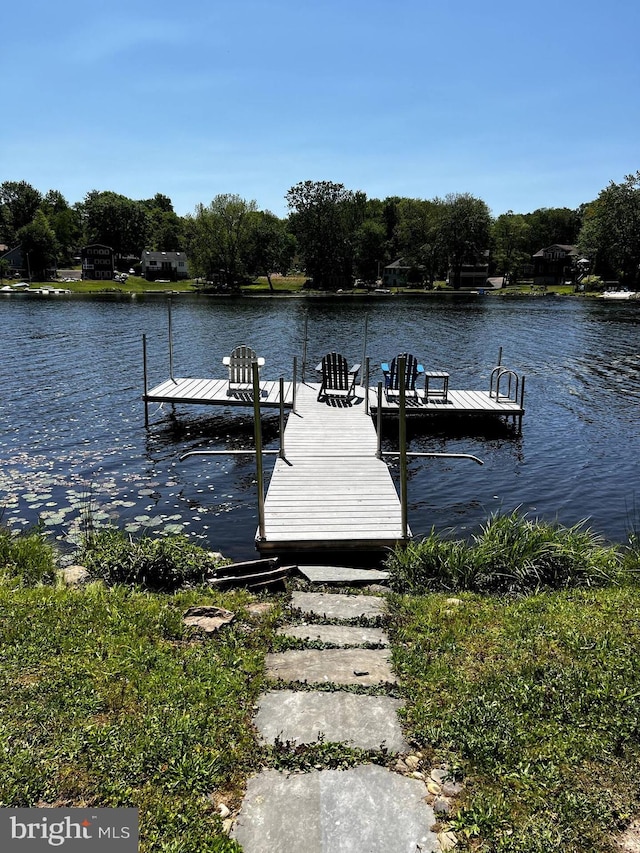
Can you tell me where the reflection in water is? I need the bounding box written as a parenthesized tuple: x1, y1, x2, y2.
(0, 293, 639, 559)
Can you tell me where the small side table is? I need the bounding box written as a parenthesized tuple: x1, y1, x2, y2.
(424, 371, 449, 403)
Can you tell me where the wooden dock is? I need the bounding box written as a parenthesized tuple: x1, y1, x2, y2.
(368, 388, 524, 421)
(258, 383, 406, 554)
(144, 378, 523, 425)
(144, 377, 295, 409)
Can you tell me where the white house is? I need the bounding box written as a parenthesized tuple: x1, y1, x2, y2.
(141, 251, 189, 281)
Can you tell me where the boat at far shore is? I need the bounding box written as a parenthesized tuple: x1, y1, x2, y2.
(602, 288, 639, 300)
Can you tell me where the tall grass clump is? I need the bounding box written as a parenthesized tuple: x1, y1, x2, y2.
(0, 523, 57, 586)
(470, 511, 623, 592)
(384, 531, 475, 593)
(387, 510, 627, 594)
(623, 528, 640, 576)
(79, 528, 225, 591)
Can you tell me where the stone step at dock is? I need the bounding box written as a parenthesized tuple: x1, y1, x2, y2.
(231, 575, 442, 853)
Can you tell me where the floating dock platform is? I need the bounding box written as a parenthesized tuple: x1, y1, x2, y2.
(144, 377, 295, 409)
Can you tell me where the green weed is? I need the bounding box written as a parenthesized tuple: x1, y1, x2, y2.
(79, 528, 227, 591)
(0, 524, 57, 586)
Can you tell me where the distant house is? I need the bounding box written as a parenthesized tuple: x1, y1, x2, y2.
(82, 244, 115, 280)
(140, 251, 189, 281)
(0, 245, 24, 275)
(382, 259, 412, 288)
(532, 244, 577, 286)
(447, 251, 490, 289)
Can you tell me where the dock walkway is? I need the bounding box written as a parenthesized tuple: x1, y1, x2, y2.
(258, 383, 406, 553)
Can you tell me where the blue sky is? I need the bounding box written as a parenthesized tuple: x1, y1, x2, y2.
(3, 0, 638, 218)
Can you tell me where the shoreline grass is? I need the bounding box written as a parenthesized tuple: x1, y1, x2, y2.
(1, 520, 639, 850)
(10, 275, 600, 298)
(389, 588, 640, 852)
(0, 579, 283, 851)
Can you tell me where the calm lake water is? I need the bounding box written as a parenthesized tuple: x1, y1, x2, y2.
(1, 292, 639, 561)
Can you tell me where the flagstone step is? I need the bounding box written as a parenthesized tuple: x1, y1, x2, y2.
(298, 565, 390, 585)
(255, 690, 408, 752)
(265, 648, 397, 687)
(277, 624, 389, 647)
(232, 765, 439, 853)
(290, 591, 387, 621)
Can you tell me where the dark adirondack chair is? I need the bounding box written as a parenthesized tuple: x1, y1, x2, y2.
(316, 352, 361, 401)
(381, 353, 424, 398)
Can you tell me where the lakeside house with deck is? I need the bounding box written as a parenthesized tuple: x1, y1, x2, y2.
(140, 251, 189, 281)
(532, 244, 577, 286)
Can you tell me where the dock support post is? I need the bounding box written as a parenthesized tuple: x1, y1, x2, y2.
(279, 377, 286, 459)
(293, 357, 298, 414)
(361, 313, 368, 386)
(398, 355, 408, 543)
(497, 345, 503, 367)
(519, 375, 526, 432)
(143, 334, 149, 428)
(252, 362, 266, 541)
(365, 357, 370, 415)
(168, 298, 175, 381)
(376, 381, 383, 458)
(301, 314, 308, 382)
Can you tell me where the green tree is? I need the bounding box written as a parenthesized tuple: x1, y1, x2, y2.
(286, 180, 358, 289)
(577, 172, 640, 286)
(0, 257, 10, 283)
(522, 207, 581, 254)
(395, 198, 446, 286)
(40, 190, 82, 265)
(492, 211, 531, 283)
(185, 194, 257, 286)
(0, 181, 43, 243)
(17, 210, 59, 280)
(149, 208, 184, 251)
(82, 191, 151, 257)
(139, 194, 184, 251)
(244, 210, 296, 291)
(353, 218, 387, 281)
(0, 205, 12, 246)
(440, 193, 492, 288)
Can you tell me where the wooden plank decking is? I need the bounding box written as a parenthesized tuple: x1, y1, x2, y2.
(144, 377, 522, 420)
(145, 377, 295, 408)
(369, 388, 524, 419)
(258, 383, 406, 553)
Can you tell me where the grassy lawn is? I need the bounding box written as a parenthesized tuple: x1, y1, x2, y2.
(2, 521, 639, 851)
(60, 276, 196, 294)
(390, 588, 640, 852)
(0, 580, 283, 852)
(241, 275, 307, 293)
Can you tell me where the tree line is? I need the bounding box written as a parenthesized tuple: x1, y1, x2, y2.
(1, 172, 639, 287)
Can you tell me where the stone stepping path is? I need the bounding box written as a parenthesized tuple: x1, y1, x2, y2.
(255, 690, 408, 751)
(232, 765, 439, 853)
(290, 591, 386, 620)
(232, 577, 441, 852)
(297, 564, 390, 585)
(277, 623, 389, 646)
(266, 647, 397, 687)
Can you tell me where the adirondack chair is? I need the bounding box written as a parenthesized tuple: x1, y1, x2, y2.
(222, 345, 265, 391)
(316, 352, 361, 401)
(381, 353, 424, 398)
